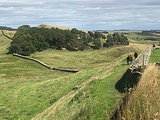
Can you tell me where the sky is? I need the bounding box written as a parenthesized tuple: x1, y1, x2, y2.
(0, 0, 160, 31)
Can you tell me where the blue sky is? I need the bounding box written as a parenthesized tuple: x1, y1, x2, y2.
(0, 0, 160, 30)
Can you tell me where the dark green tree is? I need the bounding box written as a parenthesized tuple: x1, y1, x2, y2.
(93, 39, 101, 49)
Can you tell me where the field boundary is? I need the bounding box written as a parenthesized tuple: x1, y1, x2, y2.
(1, 30, 13, 40)
(13, 53, 78, 73)
(113, 46, 152, 119)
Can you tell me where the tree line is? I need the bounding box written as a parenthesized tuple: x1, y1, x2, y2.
(0, 26, 16, 31)
(103, 33, 129, 47)
(9, 25, 129, 56)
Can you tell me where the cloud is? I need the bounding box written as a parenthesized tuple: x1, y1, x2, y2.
(0, 0, 160, 30)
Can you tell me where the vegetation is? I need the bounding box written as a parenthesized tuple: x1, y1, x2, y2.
(119, 65, 160, 120)
(103, 33, 129, 47)
(0, 49, 134, 120)
(150, 48, 160, 63)
(0, 30, 145, 120)
(32, 61, 130, 120)
(0, 26, 16, 31)
(8, 25, 107, 56)
(2, 29, 155, 120)
(0, 31, 14, 54)
(116, 49, 160, 120)
(124, 30, 160, 44)
(144, 37, 160, 41)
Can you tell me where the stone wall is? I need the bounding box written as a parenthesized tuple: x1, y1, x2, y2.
(13, 53, 78, 73)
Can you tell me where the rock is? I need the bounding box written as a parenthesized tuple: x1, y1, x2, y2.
(156, 62, 160, 66)
(72, 86, 79, 90)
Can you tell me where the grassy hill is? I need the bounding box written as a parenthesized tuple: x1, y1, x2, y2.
(38, 24, 72, 30)
(0, 30, 150, 120)
(0, 30, 15, 54)
(38, 24, 87, 33)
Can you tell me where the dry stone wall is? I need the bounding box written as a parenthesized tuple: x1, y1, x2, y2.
(1, 30, 12, 40)
(13, 53, 78, 73)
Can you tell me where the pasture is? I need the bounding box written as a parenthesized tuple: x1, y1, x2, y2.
(0, 30, 149, 120)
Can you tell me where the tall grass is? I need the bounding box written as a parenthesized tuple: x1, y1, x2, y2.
(119, 65, 160, 120)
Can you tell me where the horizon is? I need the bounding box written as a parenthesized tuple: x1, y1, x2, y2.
(0, 24, 160, 31)
(1, 0, 160, 31)
(1, 24, 160, 31)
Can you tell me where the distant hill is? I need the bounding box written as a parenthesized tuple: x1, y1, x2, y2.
(0, 26, 16, 31)
(38, 24, 87, 33)
(38, 24, 72, 30)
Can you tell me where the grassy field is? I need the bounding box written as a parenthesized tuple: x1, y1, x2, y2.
(150, 48, 160, 63)
(0, 31, 13, 54)
(125, 32, 160, 45)
(32, 61, 129, 120)
(0, 30, 150, 120)
(30, 43, 147, 71)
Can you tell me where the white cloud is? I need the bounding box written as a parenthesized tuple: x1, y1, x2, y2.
(0, 0, 160, 30)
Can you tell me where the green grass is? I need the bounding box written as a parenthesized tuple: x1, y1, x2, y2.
(0, 31, 147, 120)
(30, 46, 138, 71)
(0, 31, 12, 54)
(125, 32, 159, 45)
(0, 47, 135, 120)
(34, 61, 129, 120)
(120, 65, 160, 120)
(150, 49, 160, 63)
(0, 55, 101, 120)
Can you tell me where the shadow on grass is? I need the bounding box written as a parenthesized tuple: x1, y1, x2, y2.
(115, 69, 131, 93)
(115, 68, 141, 93)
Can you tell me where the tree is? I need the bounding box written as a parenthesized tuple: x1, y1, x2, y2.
(88, 31, 94, 38)
(104, 34, 113, 47)
(93, 39, 101, 49)
(71, 28, 79, 34)
(103, 33, 129, 47)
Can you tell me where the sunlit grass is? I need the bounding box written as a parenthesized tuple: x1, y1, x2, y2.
(150, 49, 160, 63)
(0, 31, 12, 54)
(0, 31, 149, 120)
(119, 65, 160, 120)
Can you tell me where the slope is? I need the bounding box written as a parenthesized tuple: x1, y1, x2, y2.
(0, 30, 149, 120)
(0, 30, 14, 54)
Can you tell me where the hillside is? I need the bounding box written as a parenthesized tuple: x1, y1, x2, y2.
(0, 30, 15, 54)
(124, 31, 160, 45)
(0, 26, 16, 31)
(0, 30, 155, 120)
(0, 30, 147, 120)
(38, 24, 87, 33)
(38, 24, 72, 30)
